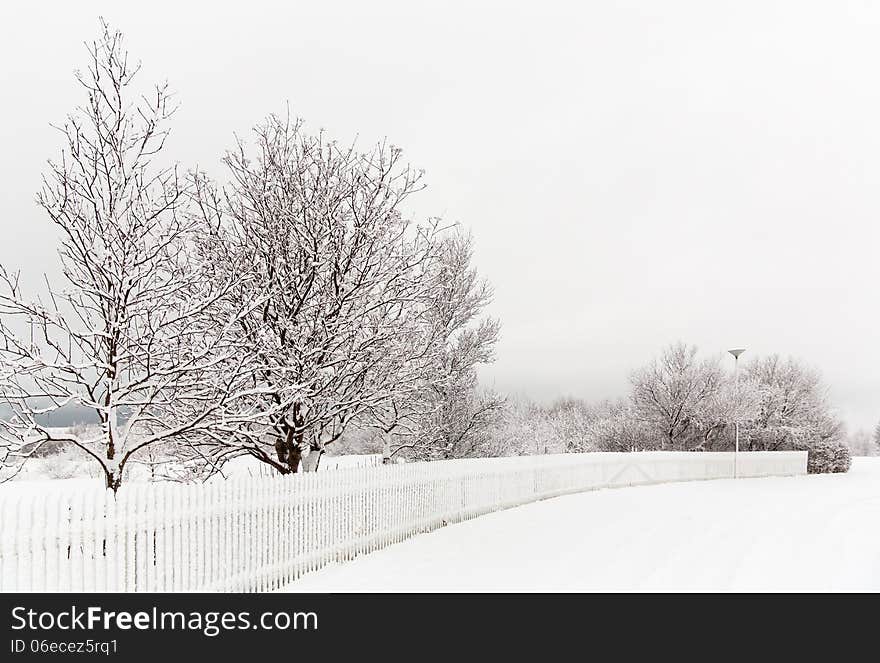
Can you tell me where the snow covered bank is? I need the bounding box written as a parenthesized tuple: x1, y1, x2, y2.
(282, 457, 880, 592)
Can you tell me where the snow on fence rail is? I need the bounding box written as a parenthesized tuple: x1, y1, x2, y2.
(0, 451, 806, 592)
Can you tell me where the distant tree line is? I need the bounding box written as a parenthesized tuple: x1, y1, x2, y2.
(335, 341, 855, 474)
(846, 424, 880, 458)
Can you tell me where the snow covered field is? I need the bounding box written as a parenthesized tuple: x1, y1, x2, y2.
(283, 457, 880, 592)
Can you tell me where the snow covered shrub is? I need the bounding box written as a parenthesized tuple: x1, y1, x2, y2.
(21, 447, 103, 481)
(806, 440, 851, 474)
(40, 452, 95, 480)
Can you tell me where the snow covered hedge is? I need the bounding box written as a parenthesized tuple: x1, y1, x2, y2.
(806, 440, 851, 474)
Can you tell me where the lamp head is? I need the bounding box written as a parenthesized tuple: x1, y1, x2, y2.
(728, 348, 746, 359)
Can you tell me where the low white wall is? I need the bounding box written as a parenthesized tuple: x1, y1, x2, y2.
(0, 450, 807, 592)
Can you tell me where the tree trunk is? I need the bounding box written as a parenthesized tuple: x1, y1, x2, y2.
(277, 405, 308, 473)
(287, 443, 303, 473)
(382, 432, 392, 464)
(104, 467, 123, 493)
(275, 435, 289, 466)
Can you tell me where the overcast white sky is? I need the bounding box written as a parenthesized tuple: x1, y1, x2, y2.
(1, 1, 878, 431)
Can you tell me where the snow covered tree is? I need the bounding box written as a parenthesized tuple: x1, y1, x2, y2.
(629, 342, 724, 450)
(740, 355, 843, 452)
(845, 429, 875, 457)
(483, 397, 558, 456)
(0, 22, 258, 490)
(586, 399, 655, 452)
(544, 398, 600, 454)
(689, 376, 763, 451)
(376, 231, 502, 462)
(186, 115, 445, 474)
(740, 355, 847, 472)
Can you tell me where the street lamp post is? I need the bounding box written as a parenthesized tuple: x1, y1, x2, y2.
(727, 348, 746, 478)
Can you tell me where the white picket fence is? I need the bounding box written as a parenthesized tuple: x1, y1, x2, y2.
(0, 451, 806, 592)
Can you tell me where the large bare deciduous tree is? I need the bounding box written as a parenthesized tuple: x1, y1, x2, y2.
(187, 115, 445, 474)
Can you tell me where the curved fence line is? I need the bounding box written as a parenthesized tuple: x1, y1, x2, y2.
(0, 450, 807, 592)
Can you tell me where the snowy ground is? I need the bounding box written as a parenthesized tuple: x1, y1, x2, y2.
(283, 457, 880, 592)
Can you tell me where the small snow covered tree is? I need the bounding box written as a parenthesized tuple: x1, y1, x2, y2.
(376, 231, 502, 461)
(186, 115, 444, 473)
(0, 22, 257, 490)
(806, 439, 851, 473)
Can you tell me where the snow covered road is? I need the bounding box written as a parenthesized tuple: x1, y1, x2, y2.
(283, 457, 880, 592)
